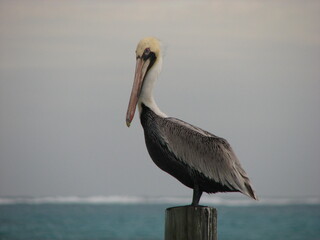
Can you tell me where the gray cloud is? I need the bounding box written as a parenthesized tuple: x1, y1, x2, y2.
(0, 0, 319, 198)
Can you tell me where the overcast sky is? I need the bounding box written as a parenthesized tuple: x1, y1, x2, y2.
(0, 0, 319, 199)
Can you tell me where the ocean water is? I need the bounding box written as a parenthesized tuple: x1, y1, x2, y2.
(0, 196, 319, 240)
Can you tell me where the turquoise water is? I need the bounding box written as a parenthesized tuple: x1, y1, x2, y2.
(0, 202, 319, 240)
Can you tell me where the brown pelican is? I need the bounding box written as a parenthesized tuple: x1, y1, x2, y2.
(126, 37, 257, 205)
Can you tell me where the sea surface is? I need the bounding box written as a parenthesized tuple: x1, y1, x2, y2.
(0, 196, 319, 240)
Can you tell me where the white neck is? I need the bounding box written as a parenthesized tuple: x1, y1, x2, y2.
(138, 56, 167, 118)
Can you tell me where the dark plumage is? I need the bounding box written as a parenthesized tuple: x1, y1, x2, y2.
(140, 104, 256, 205)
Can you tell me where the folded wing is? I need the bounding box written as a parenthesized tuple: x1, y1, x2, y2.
(158, 117, 257, 200)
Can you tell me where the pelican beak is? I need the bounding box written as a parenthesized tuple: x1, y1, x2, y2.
(126, 57, 151, 127)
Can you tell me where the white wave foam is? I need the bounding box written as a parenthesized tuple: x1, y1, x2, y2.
(0, 196, 144, 205)
(0, 195, 319, 206)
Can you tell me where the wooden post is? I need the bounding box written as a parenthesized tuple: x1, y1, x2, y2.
(165, 206, 217, 240)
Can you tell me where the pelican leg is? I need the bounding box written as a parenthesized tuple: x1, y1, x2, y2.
(191, 185, 203, 206)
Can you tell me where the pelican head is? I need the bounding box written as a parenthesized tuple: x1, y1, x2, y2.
(126, 37, 162, 127)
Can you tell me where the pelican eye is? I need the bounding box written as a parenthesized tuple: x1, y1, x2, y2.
(144, 48, 151, 56)
(141, 47, 155, 62)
